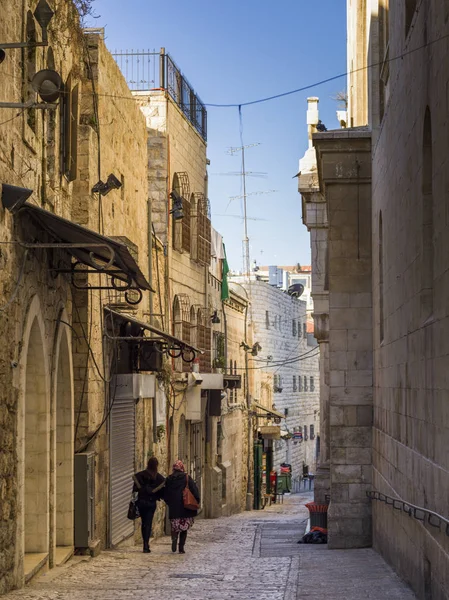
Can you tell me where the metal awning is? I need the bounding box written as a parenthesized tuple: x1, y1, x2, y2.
(105, 307, 202, 355)
(252, 401, 284, 420)
(16, 202, 153, 292)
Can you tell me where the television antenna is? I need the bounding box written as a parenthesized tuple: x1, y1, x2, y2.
(214, 214, 268, 222)
(227, 143, 277, 280)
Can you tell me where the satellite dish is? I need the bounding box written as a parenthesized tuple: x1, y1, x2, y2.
(0, 49, 6, 64)
(31, 69, 62, 103)
(288, 283, 304, 298)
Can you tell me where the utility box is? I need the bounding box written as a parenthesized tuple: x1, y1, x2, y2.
(74, 452, 95, 548)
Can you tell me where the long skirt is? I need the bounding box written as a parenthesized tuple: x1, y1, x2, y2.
(170, 517, 194, 533)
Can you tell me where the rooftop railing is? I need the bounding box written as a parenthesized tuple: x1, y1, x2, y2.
(112, 48, 207, 141)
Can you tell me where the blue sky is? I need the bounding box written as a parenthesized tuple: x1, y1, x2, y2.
(88, 0, 347, 271)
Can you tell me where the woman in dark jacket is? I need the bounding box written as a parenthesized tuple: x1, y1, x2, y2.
(133, 456, 165, 553)
(163, 460, 200, 554)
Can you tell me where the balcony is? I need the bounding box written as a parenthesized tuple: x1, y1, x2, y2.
(112, 48, 207, 141)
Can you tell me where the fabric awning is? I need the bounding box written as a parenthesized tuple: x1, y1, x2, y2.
(105, 307, 202, 355)
(17, 202, 153, 291)
(252, 401, 284, 420)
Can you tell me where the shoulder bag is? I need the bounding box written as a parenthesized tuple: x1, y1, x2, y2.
(127, 475, 141, 520)
(182, 474, 199, 511)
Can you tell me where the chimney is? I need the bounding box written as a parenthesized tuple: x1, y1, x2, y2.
(306, 97, 319, 147)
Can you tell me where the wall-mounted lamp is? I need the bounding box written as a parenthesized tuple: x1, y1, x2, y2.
(1, 183, 33, 214)
(169, 190, 184, 220)
(211, 310, 220, 324)
(251, 342, 262, 356)
(92, 174, 122, 196)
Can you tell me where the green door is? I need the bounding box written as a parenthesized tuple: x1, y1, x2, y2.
(253, 441, 263, 510)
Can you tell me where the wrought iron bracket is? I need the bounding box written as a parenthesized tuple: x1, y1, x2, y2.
(19, 242, 116, 269)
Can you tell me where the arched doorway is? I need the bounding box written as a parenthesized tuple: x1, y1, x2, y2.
(23, 317, 50, 559)
(54, 326, 74, 553)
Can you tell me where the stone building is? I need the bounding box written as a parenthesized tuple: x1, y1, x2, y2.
(0, 3, 190, 592)
(230, 277, 320, 504)
(299, 1, 449, 597)
(130, 54, 248, 521)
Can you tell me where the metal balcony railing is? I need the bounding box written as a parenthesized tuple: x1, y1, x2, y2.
(112, 48, 207, 141)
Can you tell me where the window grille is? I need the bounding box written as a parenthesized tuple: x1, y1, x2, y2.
(293, 375, 297, 392)
(197, 307, 211, 372)
(304, 376, 308, 392)
(304, 425, 308, 441)
(310, 376, 315, 392)
(173, 294, 191, 371)
(310, 424, 315, 440)
(303, 323, 307, 338)
(298, 320, 302, 338)
(197, 197, 211, 266)
(182, 197, 191, 252)
(292, 319, 297, 337)
(172, 172, 190, 253)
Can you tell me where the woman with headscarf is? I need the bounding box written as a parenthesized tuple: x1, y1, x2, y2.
(163, 460, 200, 554)
(133, 456, 165, 553)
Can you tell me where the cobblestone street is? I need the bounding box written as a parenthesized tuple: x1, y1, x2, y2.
(4, 493, 416, 600)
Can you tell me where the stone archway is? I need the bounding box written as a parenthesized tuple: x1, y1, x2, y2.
(54, 325, 74, 555)
(23, 318, 50, 556)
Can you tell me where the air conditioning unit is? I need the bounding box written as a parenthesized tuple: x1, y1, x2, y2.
(74, 452, 96, 548)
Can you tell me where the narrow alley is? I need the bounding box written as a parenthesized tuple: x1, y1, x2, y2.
(3, 494, 416, 600)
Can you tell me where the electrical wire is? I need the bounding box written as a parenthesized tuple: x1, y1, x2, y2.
(233, 348, 320, 371)
(2, 29, 448, 111)
(0, 109, 26, 126)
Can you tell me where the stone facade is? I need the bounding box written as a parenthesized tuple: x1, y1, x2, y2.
(300, 1, 449, 596)
(0, 4, 156, 592)
(232, 278, 320, 481)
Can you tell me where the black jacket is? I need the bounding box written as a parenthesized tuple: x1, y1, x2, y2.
(133, 470, 165, 505)
(162, 471, 200, 519)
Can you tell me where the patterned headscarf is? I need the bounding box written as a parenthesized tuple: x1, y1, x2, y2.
(173, 460, 185, 472)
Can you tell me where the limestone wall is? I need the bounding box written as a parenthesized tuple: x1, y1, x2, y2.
(370, 3, 449, 597)
(237, 280, 320, 481)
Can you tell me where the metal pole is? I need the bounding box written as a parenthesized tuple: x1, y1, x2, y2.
(159, 47, 165, 89)
(241, 146, 250, 281)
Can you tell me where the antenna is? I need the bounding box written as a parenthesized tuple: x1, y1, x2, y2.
(214, 214, 268, 222)
(227, 143, 276, 280)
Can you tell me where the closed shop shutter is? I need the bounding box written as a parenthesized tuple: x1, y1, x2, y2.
(109, 394, 135, 546)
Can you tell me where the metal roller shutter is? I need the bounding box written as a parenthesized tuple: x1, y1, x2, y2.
(109, 394, 135, 546)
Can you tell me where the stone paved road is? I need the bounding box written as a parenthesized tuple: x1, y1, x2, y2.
(4, 493, 416, 600)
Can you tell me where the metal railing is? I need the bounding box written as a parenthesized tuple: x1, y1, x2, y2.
(112, 48, 207, 141)
(367, 491, 449, 537)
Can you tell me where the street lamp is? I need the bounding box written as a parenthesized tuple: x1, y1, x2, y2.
(0, 0, 62, 110)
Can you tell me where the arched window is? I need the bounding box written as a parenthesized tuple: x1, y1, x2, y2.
(379, 211, 384, 342)
(421, 107, 434, 322)
(172, 172, 190, 253)
(173, 294, 191, 371)
(197, 196, 211, 266)
(46, 47, 57, 193)
(190, 193, 198, 259)
(190, 306, 197, 347)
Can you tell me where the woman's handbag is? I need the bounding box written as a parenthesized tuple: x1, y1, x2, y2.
(127, 494, 140, 520)
(182, 474, 199, 511)
(127, 475, 141, 520)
